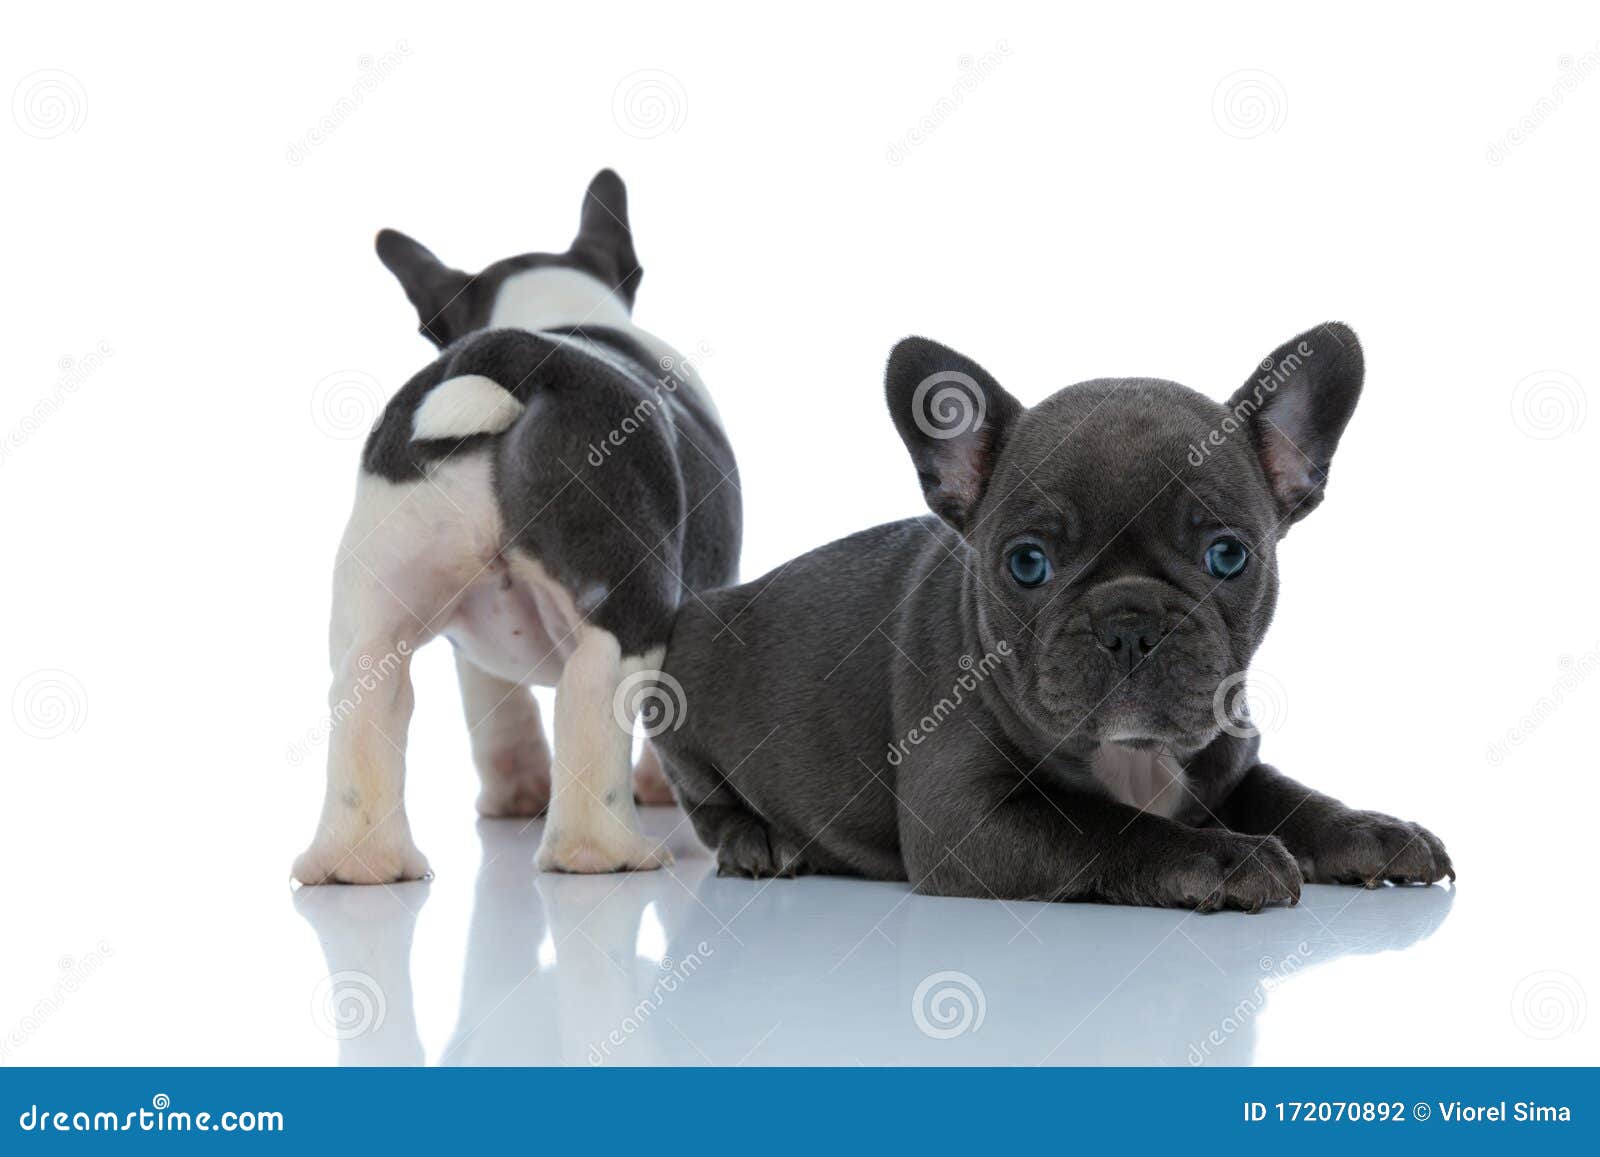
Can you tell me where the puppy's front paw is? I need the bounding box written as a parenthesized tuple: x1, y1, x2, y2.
(1159, 831, 1302, 913)
(715, 813, 807, 879)
(292, 829, 431, 886)
(536, 821, 672, 874)
(1293, 810, 1454, 887)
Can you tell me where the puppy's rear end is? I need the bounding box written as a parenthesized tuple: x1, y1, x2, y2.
(292, 172, 740, 885)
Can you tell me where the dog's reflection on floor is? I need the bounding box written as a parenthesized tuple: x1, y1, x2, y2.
(291, 878, 432, 1066)
(293, 815, 1455, 1065)
(439, 819, 710, 1066)
(293, 814, 709, 1066)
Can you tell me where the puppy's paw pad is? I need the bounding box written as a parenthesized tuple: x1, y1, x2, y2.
(536, 828, 671, 874)
(292, 837, 431, 886)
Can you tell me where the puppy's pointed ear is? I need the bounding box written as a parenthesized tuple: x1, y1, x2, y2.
(886, 337, 1024, 534)
(570, 169, 642, 308)
(1228, 322, 1364, 530)
(375, 229, 472, 348)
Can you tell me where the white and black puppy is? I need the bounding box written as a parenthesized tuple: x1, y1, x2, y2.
(293, 171, 739, 884)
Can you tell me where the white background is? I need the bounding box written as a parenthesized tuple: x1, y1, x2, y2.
(2, 1, 1595, 1065)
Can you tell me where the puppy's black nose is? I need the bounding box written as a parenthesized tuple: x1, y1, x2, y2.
(1093, 611, 1163, 674)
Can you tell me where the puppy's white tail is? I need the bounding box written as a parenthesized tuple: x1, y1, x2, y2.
(411, 374, 526, 441)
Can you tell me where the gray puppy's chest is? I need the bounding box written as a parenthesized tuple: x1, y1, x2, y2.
(1087, 743, 1190, 819)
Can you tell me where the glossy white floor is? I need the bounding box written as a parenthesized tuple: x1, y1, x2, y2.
(290, 814, 1467, 1067)
(3, 791, 1588, 1067)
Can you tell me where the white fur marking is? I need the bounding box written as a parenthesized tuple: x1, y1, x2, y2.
(412, 374, 526, 441)
(1090, 743, 1189, 819)
(488, 265, 725, 427)
(489, 266, 633, 331)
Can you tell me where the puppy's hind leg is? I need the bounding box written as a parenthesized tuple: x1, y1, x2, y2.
(292, 583, 431, 886)
(536, 626, 671, 873)
(456, 651, 551, 818)
(292, 464, 494, 885)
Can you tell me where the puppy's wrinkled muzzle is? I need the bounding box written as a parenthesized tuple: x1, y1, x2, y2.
(1086, 577, 1177, 676)
(1092, 610, 1166, 674)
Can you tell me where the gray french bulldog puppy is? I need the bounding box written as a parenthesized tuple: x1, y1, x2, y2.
(650, 324, 1453, 911)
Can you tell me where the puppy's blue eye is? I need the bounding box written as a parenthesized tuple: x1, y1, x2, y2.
(1204, 537, 1250, 579)
(1006, 544, 1052, 588)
